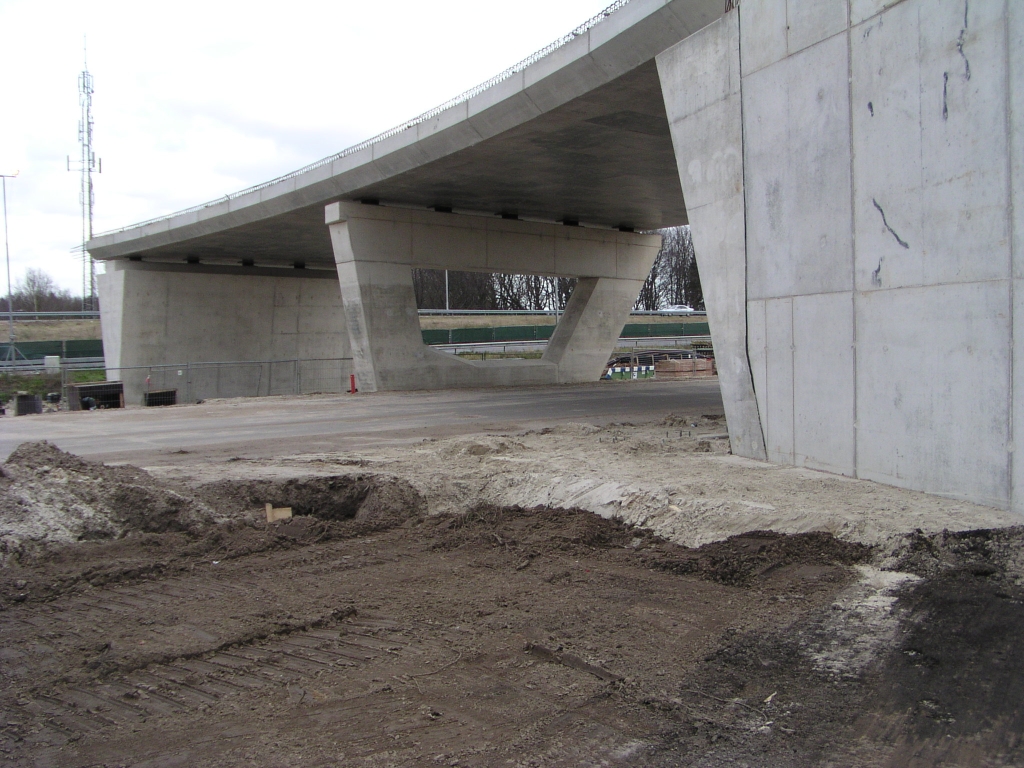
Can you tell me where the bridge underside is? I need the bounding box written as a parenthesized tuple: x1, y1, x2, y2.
(100, 61, 687, 270)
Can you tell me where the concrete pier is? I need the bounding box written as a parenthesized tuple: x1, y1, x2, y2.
(326, 202, 659, 391)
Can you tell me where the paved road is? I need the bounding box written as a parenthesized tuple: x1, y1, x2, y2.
(0, 380, 723, 463)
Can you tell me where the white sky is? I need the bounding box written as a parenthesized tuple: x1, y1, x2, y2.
(0, 0, 617, 295)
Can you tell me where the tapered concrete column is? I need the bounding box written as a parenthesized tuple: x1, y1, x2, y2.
(656, 12, 767, 461)
(544, 276, 647, 382)
(326, 201, 660, 392)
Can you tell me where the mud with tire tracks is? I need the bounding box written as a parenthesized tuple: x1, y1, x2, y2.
(1, 444, 1023, 766)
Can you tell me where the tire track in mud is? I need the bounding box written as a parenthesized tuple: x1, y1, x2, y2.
(2, 604, 435, 757)
(0, 561, 656, 767)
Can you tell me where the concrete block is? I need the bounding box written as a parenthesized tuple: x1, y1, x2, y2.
(466, 78, 541, 141)
(917, 0, 1010, 278)
(415, 102, 470, 141)
(663, 0, 727, 38)
(370, 144, 435, 181)
(744, 33, 853, 300)
(343, 218, 414, 265)
(616, 241, 663, 281)
(786, 0, 847, 55)
(589, 3, 705, 78)
(523, 32, 592, 90)
(272, 304, 300, 336)
(1013, 2, 1024, 282)
(411, 222, 488, 271)
(1014, 280, 1023, 516)
(746, 299, 768, 433)
(1012, 4, 1023, 515)
(588, 0, 669, 52)
(856, 281, 1011, 508)
(793, 292, 855, 475)
(763, 297, 794, 465)
(851, 0, 906, 26)
(273, 282, 301, 308)
(486, 230, 555, 275)
(668, 99, 743, 213)
(555, 235, 617, 278)
(657, 17, 738, 126)
(411, 119, 485, 166)
(297, 305, 342, 337)
(852, 0, 1010, 292)
(96, 268, 125, 370)
(739, 0, 787, 75)
(330, 145, 376, 177)
(327, 204, 650, 391)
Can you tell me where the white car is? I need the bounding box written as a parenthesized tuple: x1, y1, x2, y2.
(662, 304, 696, 314)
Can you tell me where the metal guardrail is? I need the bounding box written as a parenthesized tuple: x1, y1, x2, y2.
(435, 335, 713, 356)
(6, 311, 101, 321)
(417, 309, 707, 316)
(92, 0, 634, 239)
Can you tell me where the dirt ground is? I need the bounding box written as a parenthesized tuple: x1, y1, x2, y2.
(1, 420, 1023, 766)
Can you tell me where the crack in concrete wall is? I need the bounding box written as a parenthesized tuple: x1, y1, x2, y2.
(872, 199, 910, 249)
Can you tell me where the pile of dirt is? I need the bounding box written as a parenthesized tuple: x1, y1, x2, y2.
(0, 442, 226, 566)
(425, 505, 873, 589)
(642, 530, 873, 586)
(880, 525, 1024, 583)
(427, 503, 656, 560)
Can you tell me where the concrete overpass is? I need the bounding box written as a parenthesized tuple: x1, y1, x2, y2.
(91, 0, 1023, 517)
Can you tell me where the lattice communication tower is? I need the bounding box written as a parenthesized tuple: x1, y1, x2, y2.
(69, 46, 101, 310)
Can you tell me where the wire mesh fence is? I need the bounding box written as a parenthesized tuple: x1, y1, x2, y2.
(41, 358, 354, 407)
(115, 359, 354, 404)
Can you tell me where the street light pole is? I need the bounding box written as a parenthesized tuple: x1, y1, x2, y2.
(1, 171, 19, 363)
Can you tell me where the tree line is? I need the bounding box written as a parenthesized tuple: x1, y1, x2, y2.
(413, 226, 703, 311)
(4, 268, 84, 312)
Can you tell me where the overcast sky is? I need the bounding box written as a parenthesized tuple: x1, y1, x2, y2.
(0, 0, 617, 295)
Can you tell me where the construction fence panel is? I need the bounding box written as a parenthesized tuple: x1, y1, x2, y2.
(420, 323, 710, 347)
(59, 358, 354, 406)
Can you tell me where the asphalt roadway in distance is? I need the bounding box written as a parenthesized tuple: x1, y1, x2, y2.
(0, 380, 724, 464)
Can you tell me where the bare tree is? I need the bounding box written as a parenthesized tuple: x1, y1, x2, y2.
(413, 231, 706, 315)
(634, 226, 704, 311)
(414, 269, 577, 312)
(11, 268, 81, 312)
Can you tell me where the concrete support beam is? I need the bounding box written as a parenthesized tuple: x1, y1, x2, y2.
(656, 13, 767, 461)
(326, 201, 660, 392)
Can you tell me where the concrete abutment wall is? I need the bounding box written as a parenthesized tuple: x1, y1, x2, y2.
(658, 0, 1022, 513)
(97, 261, 350, 404)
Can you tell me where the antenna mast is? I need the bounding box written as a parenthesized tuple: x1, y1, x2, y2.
(70, 41, 100, 311)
